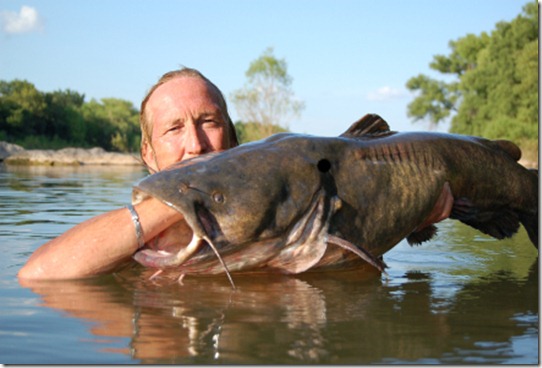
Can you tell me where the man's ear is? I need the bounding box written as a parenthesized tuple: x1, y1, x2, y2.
(141, 140, 158, 173)
(227, 120, 239, 148)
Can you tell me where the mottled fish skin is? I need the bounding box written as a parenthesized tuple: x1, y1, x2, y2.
(132, 114, 538, 279)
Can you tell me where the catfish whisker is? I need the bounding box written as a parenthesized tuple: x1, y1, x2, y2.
(203, 236, 236, 290)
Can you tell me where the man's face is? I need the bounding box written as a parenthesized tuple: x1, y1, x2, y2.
(142, 77, 230, 172)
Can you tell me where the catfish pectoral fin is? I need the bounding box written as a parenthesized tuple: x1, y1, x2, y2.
(326, 234, 388, 273)
(267, 240, 328, 274)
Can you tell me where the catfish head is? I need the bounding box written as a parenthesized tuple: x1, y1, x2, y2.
(132, 134, 386, 287)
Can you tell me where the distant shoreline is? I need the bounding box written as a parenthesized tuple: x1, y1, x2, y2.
(0, 141, 142, 166)
(0, 141, 536, 169)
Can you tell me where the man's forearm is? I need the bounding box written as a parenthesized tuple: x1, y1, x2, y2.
(18, 198, 183, 280)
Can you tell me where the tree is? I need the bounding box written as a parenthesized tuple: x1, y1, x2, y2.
(99, 98, 140, 152)
(231, 47, 305, 137)
(234, 121, 288, 144)
(42, 89, 86, 144)
(405, 75, 459, 130)
(406, 1, 538, 157)
(0, 79, 140, 151)
(0, 80, 46, 138)
(80, 98, 140, 152)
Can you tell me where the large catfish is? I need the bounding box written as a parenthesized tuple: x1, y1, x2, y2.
(132, 114, 538, 287)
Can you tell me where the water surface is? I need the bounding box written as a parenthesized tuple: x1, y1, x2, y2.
(0, 164, 538, 364)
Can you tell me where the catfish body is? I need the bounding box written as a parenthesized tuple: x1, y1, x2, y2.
(132, 114, 538, 278)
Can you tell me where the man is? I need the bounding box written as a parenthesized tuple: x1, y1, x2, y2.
(18, 68, 239, 280)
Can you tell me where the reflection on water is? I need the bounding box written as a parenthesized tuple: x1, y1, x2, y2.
(1, 165, 539, 364)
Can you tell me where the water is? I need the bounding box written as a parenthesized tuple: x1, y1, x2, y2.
(0, 164, 538, 364)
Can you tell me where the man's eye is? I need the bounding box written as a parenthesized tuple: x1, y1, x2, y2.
(167, 125, 183, 133)
(203, 119, 222, 128)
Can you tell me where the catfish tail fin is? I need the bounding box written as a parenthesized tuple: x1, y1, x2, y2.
(450, 198, 527, 245)
(520, 210, 538, 248)
(522, 169, 538, 248)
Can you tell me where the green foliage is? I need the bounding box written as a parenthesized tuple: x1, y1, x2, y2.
(406, 1, 538, 155)
(231, 47, 305, 134)
(80, 98, 140, 151)
(16, 135, 74, 150)
(234, 120, 289, 144)
(42, 89, 86, 144)
(406, 75, 458, 128)
(0, 80, 140, 152)
(0, 80, 46, 135)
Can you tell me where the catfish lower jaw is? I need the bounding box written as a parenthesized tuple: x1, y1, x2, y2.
(132, 205, 224, 268)
(133, 232, 206, 268)
(131, 191, 238, 288)
(131, 185, 206, 268)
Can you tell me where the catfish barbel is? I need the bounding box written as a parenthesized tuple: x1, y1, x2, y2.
(132, 114, 538, 288)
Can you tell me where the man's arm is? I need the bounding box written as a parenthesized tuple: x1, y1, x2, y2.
(18, 197, 183, 280)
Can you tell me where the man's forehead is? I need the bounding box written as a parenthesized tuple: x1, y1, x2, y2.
(150, 76, 221, 105)
(147, 77, 224, 123)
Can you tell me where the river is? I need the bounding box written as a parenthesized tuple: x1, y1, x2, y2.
(0, 164, 538, 364)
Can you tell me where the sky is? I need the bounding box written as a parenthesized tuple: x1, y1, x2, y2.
(0, 0, 531, 137)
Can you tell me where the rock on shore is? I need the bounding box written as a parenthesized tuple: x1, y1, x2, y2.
(0, 142, 25, 160)
(0, 141, 536, 169)
(0, 142, 141, 166)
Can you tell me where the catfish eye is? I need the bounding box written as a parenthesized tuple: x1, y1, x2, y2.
(317, 159, 331, 173)
(212, 192, 225, 204)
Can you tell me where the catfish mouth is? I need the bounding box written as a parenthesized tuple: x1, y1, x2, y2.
(194, 204, 221, 241)
(131, 188, 237, 288)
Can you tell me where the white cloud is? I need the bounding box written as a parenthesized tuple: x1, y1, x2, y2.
(0, 6, 43, 34)
(366, 86, 406, 102)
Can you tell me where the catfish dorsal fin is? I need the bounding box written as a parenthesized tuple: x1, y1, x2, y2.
(340, 113, 395, 138)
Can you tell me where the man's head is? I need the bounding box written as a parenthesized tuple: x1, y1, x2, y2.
(140, 68, 239, 173)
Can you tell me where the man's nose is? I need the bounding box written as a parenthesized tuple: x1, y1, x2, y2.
(185, 124, 206, 155)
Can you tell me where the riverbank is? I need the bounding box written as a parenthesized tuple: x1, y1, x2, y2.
(0, 141, 536, 168)
(0, 141, 141, 166)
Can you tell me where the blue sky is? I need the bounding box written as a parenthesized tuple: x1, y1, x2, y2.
(0, 0, 530, 137)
